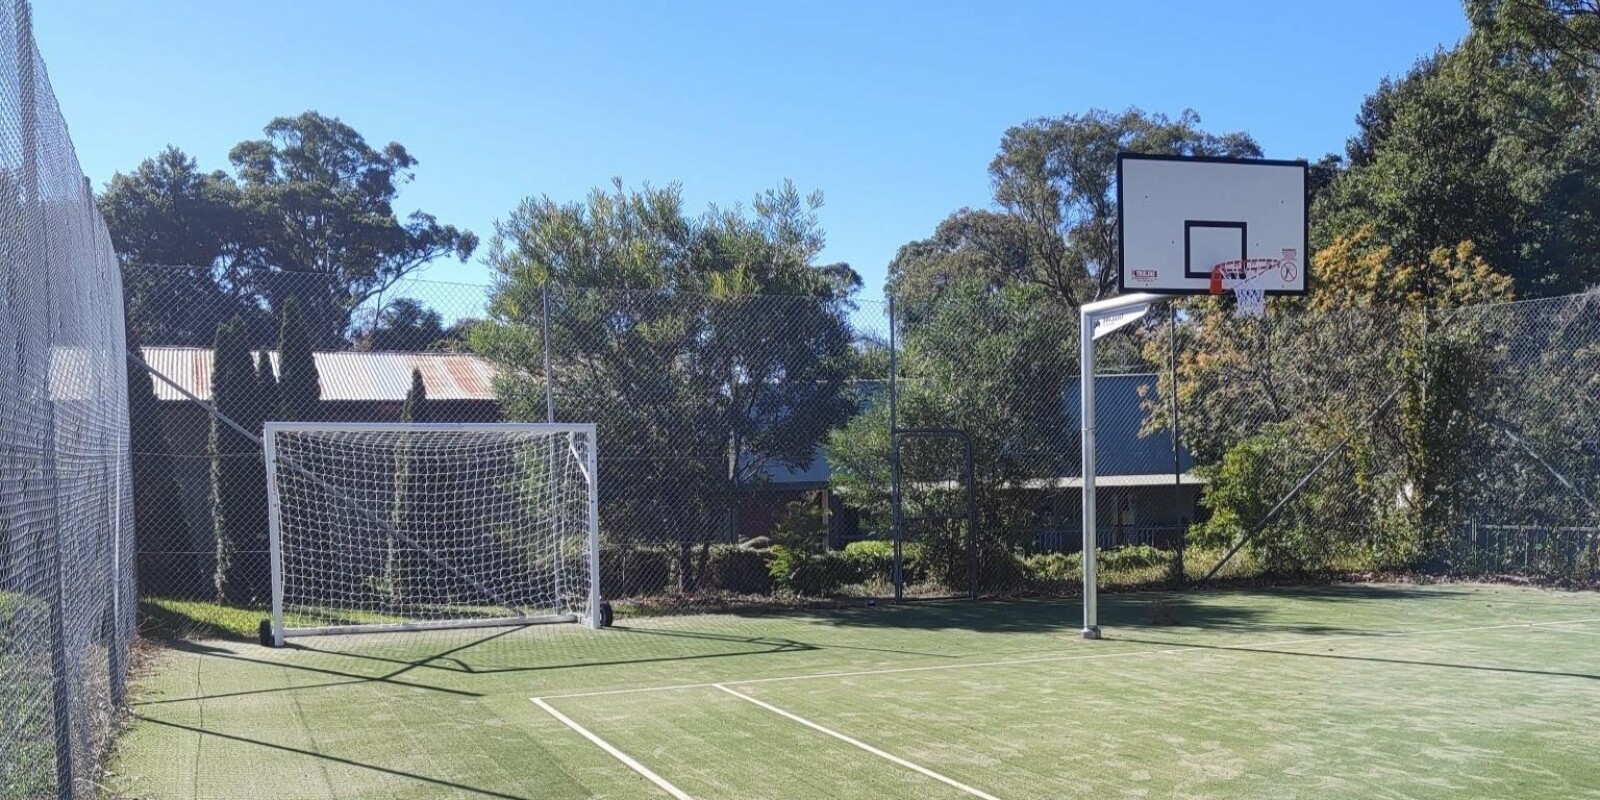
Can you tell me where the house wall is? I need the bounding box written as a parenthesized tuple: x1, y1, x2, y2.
(1026, 484, 1204, 552)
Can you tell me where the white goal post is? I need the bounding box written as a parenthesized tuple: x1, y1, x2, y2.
(263, 422, 603, 647)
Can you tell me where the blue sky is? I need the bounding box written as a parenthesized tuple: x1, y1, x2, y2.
(36, 0, 1468, 301)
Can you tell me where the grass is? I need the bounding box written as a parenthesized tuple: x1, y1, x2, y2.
(139, 598, 266, 641)
(109, 583, 1600, 800)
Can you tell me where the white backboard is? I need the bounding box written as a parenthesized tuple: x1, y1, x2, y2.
(1118, 154, 1308, 295)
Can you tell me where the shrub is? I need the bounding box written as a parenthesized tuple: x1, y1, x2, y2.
(1099, 545, 1167, 571)
(841, 540, 924, 584)
(598, 545, 672, 598)
(1023, 552, 1080, 593)
(704, 545, 775, 594)
(0, 592, 52, 798)
(769, 545, 861, 596)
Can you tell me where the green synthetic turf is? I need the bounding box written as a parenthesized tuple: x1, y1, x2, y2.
(108, 584, 1600, 799)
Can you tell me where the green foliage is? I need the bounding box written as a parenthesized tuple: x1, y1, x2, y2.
(137, 596, 265, 641)
(703, 546, 775, 595)
(768, 545, 859, 596)
(102, 113, 477, 348)
(0, 592, 51, 799)
(275, 296, 320, 421)
(841, 540, 924, 584)
(476, 180, 862, 591)
(400, 368, 430, 424)
(210, 317, 269, 605)
(362, 298, 449, 352)
(892, 108, 1259, 310)
(598, 546, 673, 599)
(769, 493, 829, 553)
(1022, 551, 1081, 592)
(829, 280, 1075, 560)
(1317, 5, 1600, 298)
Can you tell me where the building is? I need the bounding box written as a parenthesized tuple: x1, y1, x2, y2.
(138, 347, 502, 595)
(743, 374, 1205, 552)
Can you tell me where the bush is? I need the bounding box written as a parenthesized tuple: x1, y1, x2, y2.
(1, 592, 52, 799)
(769, 545, 861, 596)
(703, 545, 774, 594)
(1022, 552, 1080, 593)
(1099, 545, 1167, 571)
(841, 540, 924, 584)
(599, 545, 672, 598)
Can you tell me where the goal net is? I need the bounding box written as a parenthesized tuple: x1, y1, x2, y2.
(263, 423, 601, 646)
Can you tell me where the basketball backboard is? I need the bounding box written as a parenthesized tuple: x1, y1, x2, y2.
(1117, 154, 1308, 295)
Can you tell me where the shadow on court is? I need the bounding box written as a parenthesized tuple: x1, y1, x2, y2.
(1110, 633, 1600, 683)
(130, 715, 536, 800)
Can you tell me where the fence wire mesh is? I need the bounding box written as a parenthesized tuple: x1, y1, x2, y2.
(0, 3, 136, 797)
(121, 260, 1600, 647)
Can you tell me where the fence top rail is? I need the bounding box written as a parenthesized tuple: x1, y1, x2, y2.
(263, 421, 597, 436)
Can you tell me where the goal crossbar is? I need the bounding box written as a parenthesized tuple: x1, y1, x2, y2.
(264, 422, 602, 646)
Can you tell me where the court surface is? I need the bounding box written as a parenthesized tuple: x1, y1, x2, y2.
(110, 583, 1600, 799)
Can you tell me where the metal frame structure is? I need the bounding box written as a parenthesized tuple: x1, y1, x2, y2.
(1078, 293, 1169, 639)
(263, 421, 603, 646)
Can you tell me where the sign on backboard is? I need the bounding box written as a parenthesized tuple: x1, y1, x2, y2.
(1117, 154, 1309, 296)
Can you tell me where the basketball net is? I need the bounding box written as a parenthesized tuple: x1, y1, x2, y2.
(1209, 249, 1297, 318)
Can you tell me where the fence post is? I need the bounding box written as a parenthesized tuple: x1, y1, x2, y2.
(1169, 302, 1185, 583)
(888, 297, 903, 603)
(17, 2, 77, 794)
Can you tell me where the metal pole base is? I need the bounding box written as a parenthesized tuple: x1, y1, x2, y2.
(1080, 627, 1102, 640)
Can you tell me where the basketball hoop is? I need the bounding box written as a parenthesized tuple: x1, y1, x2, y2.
(1209, 249, 1298, 318)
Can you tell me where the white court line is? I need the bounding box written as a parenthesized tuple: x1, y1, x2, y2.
(713, 684, 1003, 800)
(535, 616, 1600, 702)
(531, 697, 695, 800)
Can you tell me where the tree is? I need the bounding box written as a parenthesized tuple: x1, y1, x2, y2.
(276, 296, 320, 421)
(359, 298, 447, 352)
(475, 180, 860, 592)
(125, 323, 192, 596)
(1139, 231, 1515, 573)
(210, 317, 269, 604)
(891, 109, 1260, 312)
(1314, 51, 1523, 283)
(101, 147, 261, 345)
(400, 368, 431, 424)
(1317, 4, 1600, 297)
(431, 317, 484, 352)
(828, 279, 1079, 590)
(101, 113, 478, 348)
(386, 368, 431, 606)
(229, 112, 479, 347)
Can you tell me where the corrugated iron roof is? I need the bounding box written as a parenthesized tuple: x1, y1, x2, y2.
(140, 347, 498, 403)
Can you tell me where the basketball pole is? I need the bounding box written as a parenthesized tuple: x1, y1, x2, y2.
(1079, 293, 1169, 640)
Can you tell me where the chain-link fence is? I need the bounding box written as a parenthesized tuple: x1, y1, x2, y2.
(0, 3, 137, 797)
(122, 259, 1600, 644)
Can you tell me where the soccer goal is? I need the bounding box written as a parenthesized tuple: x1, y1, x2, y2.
(261, 422, 604, 647)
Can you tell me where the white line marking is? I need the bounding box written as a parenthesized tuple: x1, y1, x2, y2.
(531, 697, 695, 800)
(713, 684, 1003, 800)
(534, 616, 1600, 702)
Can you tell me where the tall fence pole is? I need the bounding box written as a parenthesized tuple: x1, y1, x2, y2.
(1169, 302, 1184, 582)
(542, 282, 555, 423)
(888, 297, 903, 603)
(18, 2, 77, 793)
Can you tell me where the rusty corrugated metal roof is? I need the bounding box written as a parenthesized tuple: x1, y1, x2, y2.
(140, 346, 498, 402)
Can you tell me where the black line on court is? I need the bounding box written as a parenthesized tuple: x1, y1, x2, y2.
(1115, 636, 1600, 682)
(135, 640, 483, 706)
(133, 715, 534, 800)
(318, 626, 820, 676)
